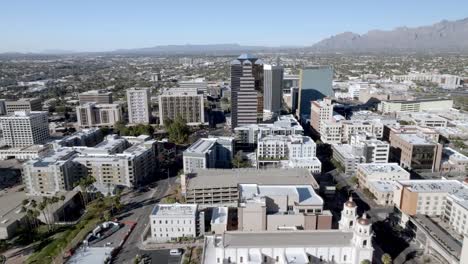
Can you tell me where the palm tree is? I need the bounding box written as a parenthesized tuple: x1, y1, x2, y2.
(381, 253, 392, 264)
(59, 195, 66, 222)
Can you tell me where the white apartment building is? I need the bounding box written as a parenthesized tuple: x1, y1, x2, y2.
(440, 147, 468, 174)
(332, 144, 364, 175)
(127, 88, 151, 124)
(394, 179, 468, 236)
(286, 157, 322, 173)
(320, 120, 343, 144)
(356, 163, 410, 190)
(0, 111, 49, 147)
(76, 103, 123, 128)
(393, 73, 462, 89)
(183, 137, 234, 173)
(257, 135, 316, 160)
(150, 203, 198, 242)
(22, 148, 78, 196)
(234, 114, 303, 145)
(353, 139, 390, 164)
(73, 143, 154, 188)
(320, 119, 386, 144)
(379, 98, 453, 113)
(310, 98, 333, 133)
(367, 180, 395, 206)
(158, 88, 205, 126)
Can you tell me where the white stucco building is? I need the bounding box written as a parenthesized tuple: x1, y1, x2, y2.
(150, 203, 198, 242)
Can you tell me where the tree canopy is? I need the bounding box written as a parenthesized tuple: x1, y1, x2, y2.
(165, 116, 190, 145)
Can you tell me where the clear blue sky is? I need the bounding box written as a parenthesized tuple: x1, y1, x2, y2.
(1, 0, 467, 52)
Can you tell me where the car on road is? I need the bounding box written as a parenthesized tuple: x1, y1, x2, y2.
(169, 249, 182, 256)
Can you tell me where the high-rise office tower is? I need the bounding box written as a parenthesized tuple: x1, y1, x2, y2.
(230, 54, 263, 129)
(263, 64, 284, 121)
(297, 66, 333, 122)
(0, 111, 49, 147)
(127, 88, 151, 124)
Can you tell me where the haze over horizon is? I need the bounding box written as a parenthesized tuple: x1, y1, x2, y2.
(1, 0, 467, 53)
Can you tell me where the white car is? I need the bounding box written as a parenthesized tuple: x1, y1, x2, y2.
(169, 249, 182, 256)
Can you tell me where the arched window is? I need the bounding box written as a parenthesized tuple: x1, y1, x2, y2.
(363, 240, 367, 247)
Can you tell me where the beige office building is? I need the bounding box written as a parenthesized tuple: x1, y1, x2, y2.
(78, 90, 113, 105)
(390, 133, 442, 172)
(76, 103, 123, 128)
(5, 98, 42, 114)
(310, 98, 333, 133)
(158, 89, 204, 126)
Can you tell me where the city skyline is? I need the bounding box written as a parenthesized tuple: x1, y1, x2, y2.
(1, 0, 467, 52)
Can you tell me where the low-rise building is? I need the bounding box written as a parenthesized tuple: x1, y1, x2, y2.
(78, 90, 113, 105)
(210, 207, 228, 235)
(440, 147, 468, 174)
(367, 180, 395, 206)
(183, 168, 318, 208)
(332, 144, 364, 175)
(183, 137, 234, 173)
(149, 203, 198, 242)
(238, 183, 329, 231)
(5, 98, 42, 114)
(203, 198, 374, 264)
(0, 145, 51, 160)
(234, 114, 303, 146)
(393, 179, 468, 236)
(379, 98, 453, 113)
(389, 133, 442, 172)
(356, 163, 410, 190)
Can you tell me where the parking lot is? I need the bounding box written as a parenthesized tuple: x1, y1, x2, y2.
(139, 249, 183, 264)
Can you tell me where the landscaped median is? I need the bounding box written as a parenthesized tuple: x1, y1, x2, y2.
(26, 196, 117, 264)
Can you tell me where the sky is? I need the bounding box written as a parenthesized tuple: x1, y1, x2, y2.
(1, 0, 467, 53)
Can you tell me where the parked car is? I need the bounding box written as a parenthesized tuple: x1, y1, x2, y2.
(169, 248, 182, 256)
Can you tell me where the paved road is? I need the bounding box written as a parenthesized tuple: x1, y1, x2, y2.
(113, 176, 177, 264)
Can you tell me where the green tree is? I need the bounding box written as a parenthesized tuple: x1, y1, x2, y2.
(382, 253, 392, 264)
(360, 260, 371, 264)
(165, 116, 190, 144)
(232, 151, 250, 168)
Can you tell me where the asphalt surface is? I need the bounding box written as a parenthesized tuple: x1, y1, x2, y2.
(140, 249, 182, 264)
(112, 176, 177, 264)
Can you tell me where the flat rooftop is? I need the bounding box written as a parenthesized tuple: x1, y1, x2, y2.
(398, 180, 468, 196)
(211, 207, 228, 225)
(368, 180, 395, 192)
(151, 203, 197, 217)
(239, 184, 323, 206)
(358, 163, 409, 175)
(185, 138, 217, 154)
(398, 134, 434, 145)
(187, 168, 318, 189)
(221, 230, 353, 248)
(0, 186, 27, 228)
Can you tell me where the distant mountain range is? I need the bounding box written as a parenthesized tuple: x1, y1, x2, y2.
(309, 17, 468, 53)
(2, 17, 468, 56)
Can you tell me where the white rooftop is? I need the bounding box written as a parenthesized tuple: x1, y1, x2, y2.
(239, 184, 323, 206)
(368, 180, 395, 192)
(358, 163, 409, 176)
(398, 134, 434, 145)
(151, 203, 197, 217)
(211, 207, 228, 225)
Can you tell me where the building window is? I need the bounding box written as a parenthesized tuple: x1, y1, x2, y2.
(240, 256, 243, 263)
(217, 258, 220, 263)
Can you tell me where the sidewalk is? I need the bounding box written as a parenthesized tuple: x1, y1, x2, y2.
(139, 241, 203, 250)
